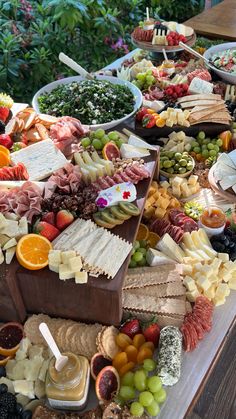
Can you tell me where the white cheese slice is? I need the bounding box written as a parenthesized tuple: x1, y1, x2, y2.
(220, 175, 236, 190)
(0, 213, 8, 229)
(189, 77, 213, 95)
(142, 100, 165, 112)
(3, 238, 17, 251)
(217, 153, 236, 170)
(120, 143, 150, 158)
(10, 139, 68, 181)
(228, 150, 236, 167)
(128, 134, 157, 151)
(0, 248, 4, 264)
(5, 246, 16, 264)
(156, 233, 185, 263)
(218, 253, 229, 262)
(146, 248, 175, 266)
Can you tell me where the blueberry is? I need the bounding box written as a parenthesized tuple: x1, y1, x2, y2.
(0, 366, 6, 378)
(16, 403, 23, 413)
(224, 228, 234, 238)
(228, 241, 235, 249)
(216, 234, 227, 243)
(0, 383, 8, 393)
(22, 410, 32, 419)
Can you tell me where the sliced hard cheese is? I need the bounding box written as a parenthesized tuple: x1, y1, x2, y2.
(6, 246, 16, 264)
(0, 213, 8, 229)
(3, 238, 17, 251)
(120, 143, 150, 158)
(189, 77, 213, 95)
(146, 248, 175, 266)
(10, 139, 68, 181)
(156, 233, 185, 263)
(128, 134, 157, 151)
(219, 175, 236, 190)
(0, 248, 4, 264)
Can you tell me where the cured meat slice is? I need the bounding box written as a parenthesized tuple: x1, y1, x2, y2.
(119, 172, 132, 183)
(130, 164, 150, 178)
(182, 220, 199, 233)
(113, 173, 125, 184)
(104, 176, 116, 187)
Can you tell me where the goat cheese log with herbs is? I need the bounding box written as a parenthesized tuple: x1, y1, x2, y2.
(38, 80, 135, 125)
(157, 326, 182, 386)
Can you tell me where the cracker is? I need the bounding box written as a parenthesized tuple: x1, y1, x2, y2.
(123, 281, 185, 299)
(100, 326, 120, 359)
(24, 111, 37, 130)
(123, 293, 187, 316)
(35, 123, 49, 140)
(123, 266, 181, 290)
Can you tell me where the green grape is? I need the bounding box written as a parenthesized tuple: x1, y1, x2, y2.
(146, 69, 153, 75)
(186, 163, 193, 171)
(92, 139, 103, 150)
(191, 141, 199, 148)
(163, 160, 172, 169)
(119, 385, 136, 400)
(143, 358, 156, 372)
(175, 153, 182, 161)
(174, 163, 180, 170)
(136, 72, 146, 82)
(129, 259, 137, 268)
(207, 143, 214, 150)
(133, 240, 140, 250)
(193, 147, 201, 153)
(197, 131, 205, 140)
(81, 137, 91, 148)
(138, 247, 147, 255)
(147, 400, 160, 416)
(146, 75, 155, 85)
(178, 167, 186, 174)
(139, 239, 147, 248)
(147, 376, 162, 393)
(139, 368, 149, 377)
(214, 145, 220, 152)
(216, 138, 223, 147)
(201, 144, 207, 150)
(130, 401, 144, 417)
(137, 257, 147, 267)
(94, 128, 105, 139)
(134, 370, 147, 392)
(170, 159, 176, 167)
(139, 391, 154, 407)
(167, 151, 174, 158)
(179, 159, 187, 167)
(116, 139, 124, 148)
(101, 135, 110, 146)
(167, 167, 174, 174)
(153, 388, 167, 404)
(133, 251, 144, 263)
(121, 371, 134, 387)
(108, 131, 119, 141)
(209, 149, 217, 157)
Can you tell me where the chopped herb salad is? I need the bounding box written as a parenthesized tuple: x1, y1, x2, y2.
(38, 80, 135, 125)
(212, 49, 236, 74)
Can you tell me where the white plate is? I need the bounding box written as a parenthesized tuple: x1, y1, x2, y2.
(204, 42, 236, 85)
(32, 75, 143, 130)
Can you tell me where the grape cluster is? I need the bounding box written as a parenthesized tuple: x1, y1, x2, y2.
(133, 70, 156, 91)
(81, 129, 125, 151)
(210, 229, 236, 261)
(118, 359, 166, 417)
(129, 240, 148, 268)
(190, 131, 223, 160)
(0, 378, 32, 419)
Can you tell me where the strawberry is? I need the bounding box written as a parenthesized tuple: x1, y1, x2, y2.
(34, 221, 60, 241)
(142, 322, 160, 347)
(0, 134, 13, 149)
(56, 210, 74, 231)
(42, 212, 56, 226)
(0, 107, 10, 123)
(120, 319, 141, 339)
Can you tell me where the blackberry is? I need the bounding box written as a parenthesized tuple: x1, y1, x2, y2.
(0, 383, 8, 393)
(0, 366, 6, 378)
(0, 405, 8, 419)
(0, 391, 16, 412)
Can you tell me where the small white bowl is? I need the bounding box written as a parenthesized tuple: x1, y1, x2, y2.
(198, 220, 225, 238)
(204, 42, 236, 85)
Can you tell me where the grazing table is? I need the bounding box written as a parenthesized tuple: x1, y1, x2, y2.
(184, 0, 236, 40)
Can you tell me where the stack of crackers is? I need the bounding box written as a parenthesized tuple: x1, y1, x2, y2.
(5, 107, 58, 145)
(177, 94, 231, 125)
(24, 314, 119, 360)
(122, 265, 191, 327)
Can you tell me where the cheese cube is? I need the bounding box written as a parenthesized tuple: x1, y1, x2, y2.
(0, 213, 7, 229)
(13, 380, 35, 399)
(208, 274, 218, 284)
(48, 250, 61, 266)
(147, 195, 156, 206)
(49, 264, 59, 274)
(215, 283, 230, 298)
(154, 207, 166, 218)
(151, 181, 158, 189)
(186, 289, 201, 302)
(171, 176, 184, 187)
(228, 277, 236, 290)
(5, 246, 16, 264)
(148, 186, 156, 197)
(183, 276, 197, 291)
(75, 271, 88, 284)
(182, 264, 193, 275)
(219, 268, 232, 282)
(224, 261, 236, 273)
(159, 198, 170, 210)
(204, 285, 216, 300)
(3, 238, 17, 251)
(188, 175, 198, 186)
(201, 265, 214, 278)
(196, 276, 211, 291)
(59, 264, 74, 281)
(160, 181, 170, 189)
(180, 182, 190, 196)
(61, 251, 76, 265)
(17, 217, 28, 238)
(144, 207, 155, 218)
(172, 186, 181, 198)
(210, 258, 222, 271)
(213, 296, 226, 306)
(194, 262, 203, 272)
(218, 253, 229, 262)
(69, 256, 82, 272)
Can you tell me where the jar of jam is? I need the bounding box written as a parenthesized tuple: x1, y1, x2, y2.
(199, 206, 226, 236)
(46, 352, 90, 410)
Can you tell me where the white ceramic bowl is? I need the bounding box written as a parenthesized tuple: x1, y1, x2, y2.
(204, 42, 236, 85)
(32, 75, 143, 130)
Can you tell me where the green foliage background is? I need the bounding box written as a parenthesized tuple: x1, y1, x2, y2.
(0, 0, 202, 102)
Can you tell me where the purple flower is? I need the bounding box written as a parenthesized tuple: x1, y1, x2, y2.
(96, 197, 108, 208)
(111, 37, 125, 51)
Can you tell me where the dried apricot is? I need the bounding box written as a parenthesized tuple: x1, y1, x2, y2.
(119, 362, 135, 377)
(125, 345, 138, 362)
(116, 333, 132, 349)
(137, 347, 153, 364)
(112, 351, 128, 371)
(139, 341, 155, 352)
(133, 334, 146, 349)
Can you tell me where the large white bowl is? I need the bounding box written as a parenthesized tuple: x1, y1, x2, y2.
(32, 75, 143, 130)
(204, 42, 236, 85)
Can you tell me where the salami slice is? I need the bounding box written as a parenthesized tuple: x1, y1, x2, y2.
(189, 316, 204, 340)
(182, 323, 191, 352)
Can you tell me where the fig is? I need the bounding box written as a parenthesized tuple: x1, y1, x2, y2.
(0, 322, 24, 357)
(95, 366, 120, 402)
(90, 353, 112, 381)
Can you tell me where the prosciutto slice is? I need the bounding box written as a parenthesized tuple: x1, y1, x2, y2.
(44, 163, 83, 199)
(50, 116, 89, 156)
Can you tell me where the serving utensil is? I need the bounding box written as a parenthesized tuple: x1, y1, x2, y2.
(179, 42, 218, 69)
(39, 322, 68, 372)
(59, 52, 94, 80)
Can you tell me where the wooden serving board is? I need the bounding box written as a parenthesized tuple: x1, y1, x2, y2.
(208, 165, 236, 203)
(2, 150, 159, 326)
(131, 32, 196, 53)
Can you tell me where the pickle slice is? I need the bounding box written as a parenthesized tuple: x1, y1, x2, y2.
(101, 209, 124, 225)
(118, 202, 141, 216)
(110, 206, 131, 221)
(93, 212, 114, 229)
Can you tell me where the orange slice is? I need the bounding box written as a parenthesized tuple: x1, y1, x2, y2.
(16, 234, 52, 270)
(0, 150, 10, 167)
(0, 145, 10, 158)
(147, 232, 160, 248)
(136, 223, 149, 241)
(219, 130, 232, 151)
(102, 142, 120, 160)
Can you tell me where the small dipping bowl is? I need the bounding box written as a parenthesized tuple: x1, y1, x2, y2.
(199, 205, 226, 237)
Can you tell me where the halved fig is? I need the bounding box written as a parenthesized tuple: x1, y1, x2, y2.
(95, 366, 120, 402)
(90, 353, 112, 381)
(0, 322, 24, 357)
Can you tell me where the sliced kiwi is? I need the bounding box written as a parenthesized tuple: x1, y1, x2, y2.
(101, 209, 124, 225)
(93, 212, 114, 229)
(110, 206, 131, 221)
(118, 202, 141, 216)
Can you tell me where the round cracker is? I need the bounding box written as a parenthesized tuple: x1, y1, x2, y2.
(100, 326, 120, 359)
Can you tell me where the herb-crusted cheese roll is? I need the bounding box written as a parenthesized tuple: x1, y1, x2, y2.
(157, 326, 182, 386)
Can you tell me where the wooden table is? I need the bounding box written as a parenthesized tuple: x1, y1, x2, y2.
(184, 0, 236, 40)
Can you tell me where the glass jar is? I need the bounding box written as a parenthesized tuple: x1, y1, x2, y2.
(46, 352, 90, 410)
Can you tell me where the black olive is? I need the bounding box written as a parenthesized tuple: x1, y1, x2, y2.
(22, 410, 32, 419)
(230, 252, 236, 261)
(0, 383, 8, 393)
(0, 366, 6, 378)
(212, 242, 226, 252)
(216, 234, 227, 243)
(16, 403, 23, 413)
